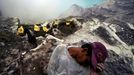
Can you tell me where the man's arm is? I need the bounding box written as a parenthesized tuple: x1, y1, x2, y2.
(90, 63, 105, 75)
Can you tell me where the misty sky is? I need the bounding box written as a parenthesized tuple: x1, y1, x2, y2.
(0, 0, 104, 24)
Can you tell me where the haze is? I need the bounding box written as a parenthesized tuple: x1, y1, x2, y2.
(0, 0, 104, 24)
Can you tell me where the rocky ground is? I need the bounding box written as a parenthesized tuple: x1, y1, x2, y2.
(0, 1, 134, 75)
(0, 15, 134, 75)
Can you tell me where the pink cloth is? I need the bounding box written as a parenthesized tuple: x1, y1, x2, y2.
(91, 42, 108, 71)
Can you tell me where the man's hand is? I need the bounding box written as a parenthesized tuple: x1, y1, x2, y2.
(96, 63, 105, 72)
(90, 63, 105, 75)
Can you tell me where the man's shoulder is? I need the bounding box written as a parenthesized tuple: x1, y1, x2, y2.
(53, 44, 67, 54)
(56, 44, 67, 48)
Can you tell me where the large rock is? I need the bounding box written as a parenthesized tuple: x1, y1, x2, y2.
(107, 20, 134, 45)
(102, 50, 134, 75)
(116, 30, 134, 45)
(93, 26, 119, 45)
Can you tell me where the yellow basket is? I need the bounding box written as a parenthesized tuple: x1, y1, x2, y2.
(34, 24, 40, 31)
(43, 26, 49, 32)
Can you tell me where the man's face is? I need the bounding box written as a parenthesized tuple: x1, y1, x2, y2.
(76, 48, 105, 71)
(76, 48, 91, 67)
(68, 47, 106, 73)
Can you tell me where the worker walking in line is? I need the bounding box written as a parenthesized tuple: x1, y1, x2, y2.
(17, 25, 37, 49)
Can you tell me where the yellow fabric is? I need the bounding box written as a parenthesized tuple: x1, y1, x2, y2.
(17, 26, 24, 34)
(34, 24, 40, 31)
(43, 26, 49, 32)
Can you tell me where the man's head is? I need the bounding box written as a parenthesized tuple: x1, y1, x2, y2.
(68, 42, 108, 71)
(81, 42, 108, 71)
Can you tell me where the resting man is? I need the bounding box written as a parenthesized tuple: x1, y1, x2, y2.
(47, 41, 108, 75)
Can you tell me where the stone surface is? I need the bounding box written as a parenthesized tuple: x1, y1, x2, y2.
(93, 26, 118, 45)
(102, 50, 134, 75)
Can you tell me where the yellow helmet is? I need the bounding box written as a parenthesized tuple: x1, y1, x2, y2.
(16, 26, 27, 36)
(34, 24, 40, 31)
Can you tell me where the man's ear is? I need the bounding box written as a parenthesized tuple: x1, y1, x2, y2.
(97, 52, 103, 58)
(97, 52, 104, 62)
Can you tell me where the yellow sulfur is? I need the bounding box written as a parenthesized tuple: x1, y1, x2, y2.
(43, 26, 49, 32)
(34, 24, 40, 31)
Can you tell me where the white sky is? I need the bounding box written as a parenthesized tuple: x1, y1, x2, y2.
(0, 0, 104, 24)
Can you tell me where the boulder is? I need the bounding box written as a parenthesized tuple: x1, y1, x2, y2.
(93, 26, 119, 45)
(102, 50, 134, 75)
